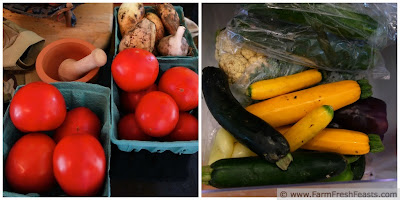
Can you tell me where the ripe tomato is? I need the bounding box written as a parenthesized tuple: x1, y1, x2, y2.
(5, 133, 56, 194)
(111, 48, 159, 92)
(120, 84, 158, 113)
(9, 82, 66, 132)
(158, 67, 198, 111)
(163, 112, 198, 141)
(53, 134, 105, 196)
(135, 91, 179, 137)
(53, 107, 101, 143)
(118, 113, 153, 141)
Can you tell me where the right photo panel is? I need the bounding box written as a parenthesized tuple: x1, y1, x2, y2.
(201, 3, 397, 197)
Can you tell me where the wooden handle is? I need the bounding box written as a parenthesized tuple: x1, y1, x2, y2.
(58, 48, 107, 81)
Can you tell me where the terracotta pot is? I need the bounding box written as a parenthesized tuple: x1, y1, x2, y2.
(36, 38, 100, 83)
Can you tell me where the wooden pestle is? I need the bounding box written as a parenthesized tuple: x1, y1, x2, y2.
(58, 48, 107, 81)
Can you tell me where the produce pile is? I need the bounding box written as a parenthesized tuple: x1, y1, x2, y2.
(112, 48, 198, 141)
(203, 3, 393, 188)
(202, 67, 387, 188)
(117, 3, 193, 57)
(5, 82, 106, 196)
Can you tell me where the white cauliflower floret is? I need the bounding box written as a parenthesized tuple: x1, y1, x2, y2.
(215, 30, 241, 60)
(218, 50, 268, 83)
(220, 38, 238, 55)
(215, 30, 269, 83)
(248, 54, 268, 66)
(219, 53, 249, 83)
(240, 47, 256, 60)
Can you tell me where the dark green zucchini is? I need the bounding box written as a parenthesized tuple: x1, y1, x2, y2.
(323, 164, 353, 182)
(203, 151, 347, 188)
(344, 155, 361, 164)
(202, 66, 290, 163)
(351, 155, 366, 180)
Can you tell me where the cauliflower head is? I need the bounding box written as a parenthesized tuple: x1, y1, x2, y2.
(215, 29, 268, 83)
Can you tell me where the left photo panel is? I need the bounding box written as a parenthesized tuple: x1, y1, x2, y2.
(3, 3, 199, 197)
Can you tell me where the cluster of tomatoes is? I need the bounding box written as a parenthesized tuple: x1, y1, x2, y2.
(6, 82, 105, 196)
(112, 48, 198, 141)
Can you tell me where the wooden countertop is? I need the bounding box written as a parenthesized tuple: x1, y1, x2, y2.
(3, 3, 113, 83)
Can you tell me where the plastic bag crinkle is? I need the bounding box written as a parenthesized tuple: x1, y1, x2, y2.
(221, 3, 396, 80)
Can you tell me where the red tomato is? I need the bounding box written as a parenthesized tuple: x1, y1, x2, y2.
(5, 133, 56, 194)
(120, 84, 158, 113)
(135, 91, 179, 137)
(158, 67, 198, 111)
(53, 107, 101, 143)
(9, 82, 66, 132)
(163, 112, 198, 141)
(111, 48, 159, 92)
(53, 134, 105, 196)
(118, 113, 153, 140)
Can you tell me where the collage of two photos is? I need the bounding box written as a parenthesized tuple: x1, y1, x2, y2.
(2, 2, 398, 198)
(3, 2, 198, 197)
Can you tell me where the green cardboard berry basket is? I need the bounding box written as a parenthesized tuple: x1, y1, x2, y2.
(114, 6, 198, 69)
(110, 62, 198, 154)
(3, 82, 111, 197)
(111, 5, 198, 154)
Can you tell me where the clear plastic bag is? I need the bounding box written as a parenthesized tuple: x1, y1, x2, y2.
(220, 3, 396, 80)
(216, 29, 378, 106)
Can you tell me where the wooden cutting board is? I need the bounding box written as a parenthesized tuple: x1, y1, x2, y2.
(3, 3, 113, 83)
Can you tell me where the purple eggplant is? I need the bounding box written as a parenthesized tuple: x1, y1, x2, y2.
(329, 97, 388, 137)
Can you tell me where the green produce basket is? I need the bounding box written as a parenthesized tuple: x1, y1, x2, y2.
(111, 5, 198, 154)
(114, 6, 198, 69)
(3, 82, 111, 197)
(110, 62, 198, 154)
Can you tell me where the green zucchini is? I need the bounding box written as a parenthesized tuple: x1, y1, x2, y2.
(351, 155, 366, 180)
(202, 67, 290, 163)
(203, 151, 347, 188)
(344, 155, 361, 164)
(323, 164, 353, 182)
